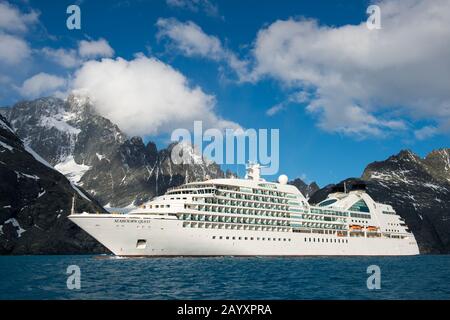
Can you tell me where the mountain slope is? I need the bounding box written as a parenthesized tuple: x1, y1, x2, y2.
(4, 95, 227, 207)
(0, 114, 107, 254)
(289, 178, 319, 198)
(309, 149, 450, 253)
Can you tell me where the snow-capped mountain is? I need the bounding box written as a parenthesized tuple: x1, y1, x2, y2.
(309, 149, 450, 254)
(0, 114, 106, 254)
(3, 95, 230, 207)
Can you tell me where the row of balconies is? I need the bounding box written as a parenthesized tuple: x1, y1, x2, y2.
(201, 197, 292, 211)
(216, 191, 291, 204)
(188, 204, 291, 218)
(182, 221, 291, 233)
(293, 222, 346, 230)
(180, 214, 290, 226)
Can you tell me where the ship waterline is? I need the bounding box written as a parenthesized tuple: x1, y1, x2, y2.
(69, 163, 419, 256)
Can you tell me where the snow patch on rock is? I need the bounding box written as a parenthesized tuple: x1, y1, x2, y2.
(4, 218, 26, 238)
(0, 118, 13, 133)
(55, 156, 91, 183)
(15, 171, 40, 180)
(0, 141, 14, 152)
(39, 115, 81, 135)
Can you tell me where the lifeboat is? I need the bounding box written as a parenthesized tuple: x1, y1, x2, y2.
(366, 226, 378, 232)
(349, 224, 363, 231)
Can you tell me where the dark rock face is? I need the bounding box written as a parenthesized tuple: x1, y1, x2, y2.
(4, 96, 227, 207)
(0, 107, 9, 118)
(0, 115, 107, 254)
(309, 149, 450, 254)
(289, 178, 320, 198)
(422, 149, 450, 185)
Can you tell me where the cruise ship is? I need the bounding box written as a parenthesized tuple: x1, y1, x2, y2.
(69, 163, 419, 256)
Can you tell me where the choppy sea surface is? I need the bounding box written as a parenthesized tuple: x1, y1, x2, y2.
(0, 255, 449, 300)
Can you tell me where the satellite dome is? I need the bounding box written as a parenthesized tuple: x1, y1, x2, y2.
(278, 174, 288, 185)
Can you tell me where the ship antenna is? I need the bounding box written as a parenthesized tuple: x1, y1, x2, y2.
(71, 195, 75, 215)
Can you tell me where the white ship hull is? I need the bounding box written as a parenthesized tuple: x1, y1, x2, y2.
(70, 214, 420, 256)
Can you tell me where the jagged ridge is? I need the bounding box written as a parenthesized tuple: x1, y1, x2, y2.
(4, 95, 229, 207)
(0, 114, 107, 254)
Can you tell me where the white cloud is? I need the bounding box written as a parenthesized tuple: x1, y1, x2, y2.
(249, 0, 450, 137)
(0, 1, 39, 33)
(41, 47, 80, 68)
(166, 0, 220, 18)
(414, 126, 438, 141)
(41, 38, 115, 68)
(266, 91, 311, 116)
(0, 2, 39, 70)
(0, 32, 31, 65)
(71, 55, 239, 136)
(157, 18, 222, 58)
(78, 38, 115, 58)
(18, 73, 67, 98)
(266, 103, 286, 116)
(156, 18, 249, 80)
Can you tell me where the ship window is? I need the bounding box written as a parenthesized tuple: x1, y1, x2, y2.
(212, 236, 216, 239)
(318, 199, 338, 207)
(349, 200, 370, 213)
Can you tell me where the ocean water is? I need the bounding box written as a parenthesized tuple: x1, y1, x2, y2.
(0, 255, 449, 300)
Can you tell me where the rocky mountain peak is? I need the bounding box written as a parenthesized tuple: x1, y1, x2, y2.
(362, 149, 425, 182)
(289, 178, 320, 198)
(397, 149, 422, 162)
(4, 96, 228, 207)
(1, 113, 106, 254)
(423, 148, 450, 184)
(65, 94, 95, 118)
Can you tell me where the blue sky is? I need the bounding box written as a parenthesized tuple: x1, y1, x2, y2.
(1, 0, 449, 186)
